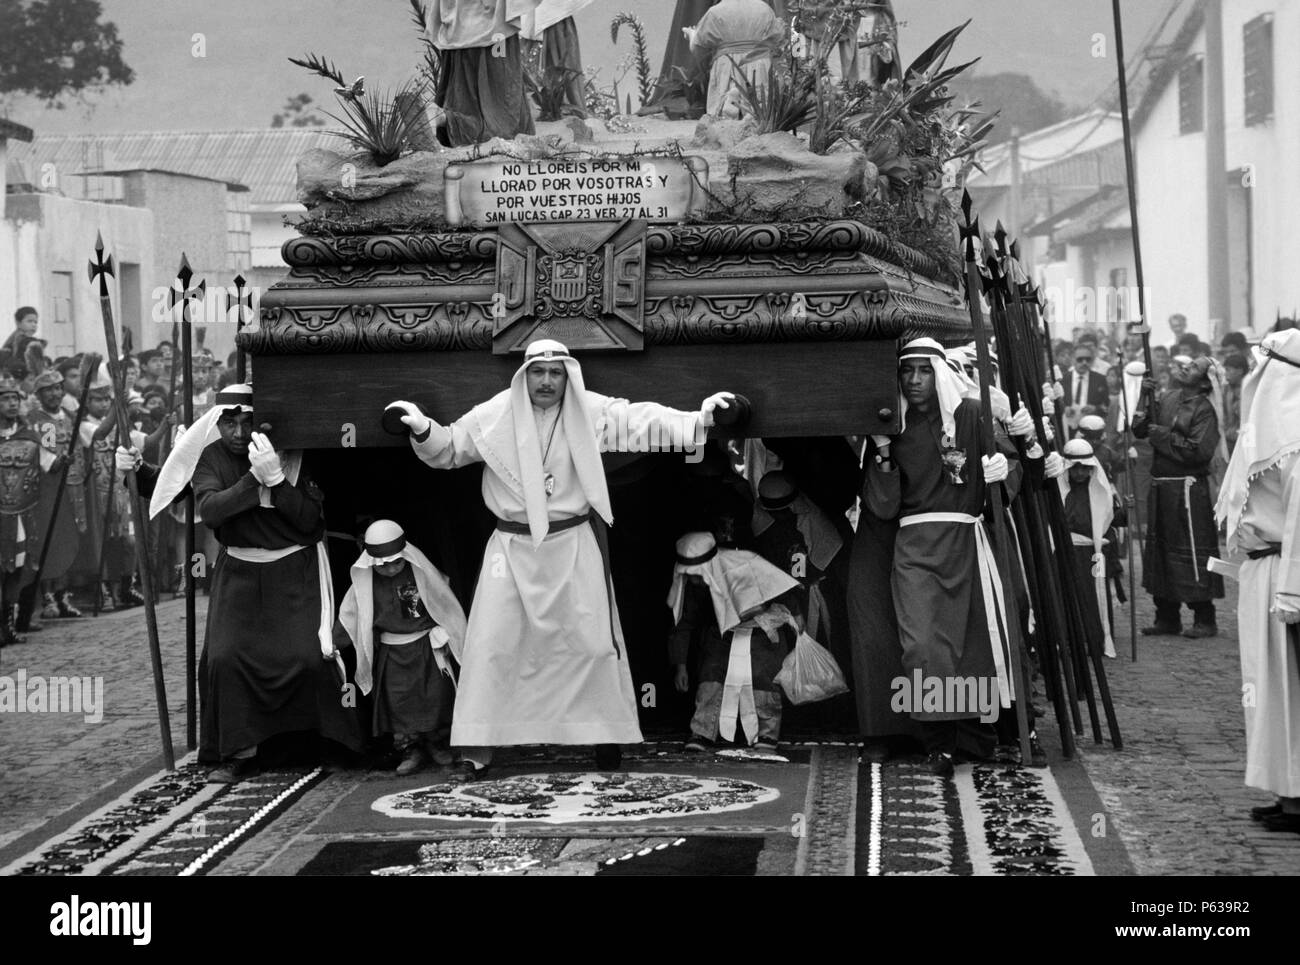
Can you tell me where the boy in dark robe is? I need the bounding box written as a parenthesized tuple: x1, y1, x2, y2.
(332, 519, 467, 776)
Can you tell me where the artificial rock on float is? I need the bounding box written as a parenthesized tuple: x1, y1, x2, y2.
(295, 119, 872, 228)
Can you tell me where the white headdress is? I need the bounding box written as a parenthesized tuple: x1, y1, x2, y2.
(335, 520, 468, 696)
(899, 337, 966, 442)
(1059, 438, 1117, 657)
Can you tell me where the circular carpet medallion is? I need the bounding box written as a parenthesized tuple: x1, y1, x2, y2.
(371, 772, 781, 824)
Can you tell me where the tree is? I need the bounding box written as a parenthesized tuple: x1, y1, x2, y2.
(948, 72, 1069, 145)
(270, 92, 326, 128)
(0, 0, 133, 107)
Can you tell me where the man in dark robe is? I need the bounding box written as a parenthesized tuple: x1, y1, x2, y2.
(430, 0, 540, 147)
(1060, 438, 1121, 660)
(147, 384, 363, 781)
(1132, 355, 1225, 637)
(848, 338, 1014, 776)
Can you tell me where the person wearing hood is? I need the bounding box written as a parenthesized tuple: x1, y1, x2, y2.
(388, 338, 735, 780)
(332, 520, 468, 776)
(1132, 354, 1225, 638)
(848, 337, 1022, 777)
(1215, 328, 1300, 833)
(1060, 438, 1122, 659)
(146, 384, 364, 782)
(667, 530, 800, 751)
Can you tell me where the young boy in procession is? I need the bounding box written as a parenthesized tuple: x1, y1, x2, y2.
(331, 520, 467, 775)
(667, 530, 802, 752)
(1059, 438, 1123, 659)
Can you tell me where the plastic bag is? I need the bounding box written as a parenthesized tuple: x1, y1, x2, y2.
(775, 632, 849, 705)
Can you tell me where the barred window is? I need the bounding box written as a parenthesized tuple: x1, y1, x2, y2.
(1178, 55, 1204, 134)
(1243, 14, 1274, 127)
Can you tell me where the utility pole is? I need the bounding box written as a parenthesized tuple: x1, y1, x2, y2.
(1204, 0, 1230, 342)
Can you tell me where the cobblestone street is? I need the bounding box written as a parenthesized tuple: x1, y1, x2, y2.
(1, 571, 1297, 874)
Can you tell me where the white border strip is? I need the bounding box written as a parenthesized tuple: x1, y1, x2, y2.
(866, 762, 882, 876)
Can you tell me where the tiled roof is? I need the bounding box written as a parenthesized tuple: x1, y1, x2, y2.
(7, 128, 342, 205)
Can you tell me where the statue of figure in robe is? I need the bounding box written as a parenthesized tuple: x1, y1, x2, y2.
(684, 0, 786, 118)
(428, 0, 541, 147)
(520, 0, 597, 119)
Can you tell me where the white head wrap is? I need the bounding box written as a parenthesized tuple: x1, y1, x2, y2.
(1216, 329, 1300, 552)
(899, 337, 966, 443)
(1059, 438, 1117, 656)
(666, 531, 799, 635)
(335, 520, 468, 696)
(464, 339, 613, 545)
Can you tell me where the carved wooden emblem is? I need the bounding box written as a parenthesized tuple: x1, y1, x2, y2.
(493, 221, 646, 354)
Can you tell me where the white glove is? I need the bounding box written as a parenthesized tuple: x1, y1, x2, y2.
(1007, 406, 1034, 438)
(1128, 446, 1138, 460)
(1050, 366, 1064, 387)
(1041, 395, 1055, 417)
(700, 391, 735, 428)
(1025, 442, 1044, 460)
(870, 434, 892, 450)
(1041, 417, 1055, 443)
(248, 432, 284, 487)
(115, 445, 142, 473)
(982, 453, 1009, 484)
(1043, 452, 1066, 479)
(387, 400, 430, 437)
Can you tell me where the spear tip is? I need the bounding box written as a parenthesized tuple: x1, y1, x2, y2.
(94, 230, 105, 252)
(960, 189, 973, 223)
(233, 273, 246, 289)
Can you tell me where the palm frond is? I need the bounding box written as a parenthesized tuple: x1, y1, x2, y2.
(288, 53, 345, 88)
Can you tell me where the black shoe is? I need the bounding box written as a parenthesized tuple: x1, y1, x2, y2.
(1181, 623, 1217, 639)
(56, 592, 82, 618)
(1028, 736, 1048, 768)
(594, 743, 622, 770)
(862, 740, 890, 764)
(1260, 811, 1300, 833)
(207, 757, 259, 784)
(926, 752, 954, 778)
(684, 735, 715, 753)
(1141, 622, 1181, 636)
(1250, 803, 1282, 821)
(448, 761, 486, 784)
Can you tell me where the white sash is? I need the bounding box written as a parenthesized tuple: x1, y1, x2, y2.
(718, 628, 758, 744)
(898, 512, 1014, 706)
(225, 541, 334, 660)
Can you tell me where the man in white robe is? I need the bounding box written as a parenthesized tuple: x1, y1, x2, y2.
(387, 339, 734, 779)
(685, 0, 785, 118)
(1216, 328, 1300, 831)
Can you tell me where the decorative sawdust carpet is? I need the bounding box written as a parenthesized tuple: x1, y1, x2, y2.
(298, 835, 767, 876)
(3, 761, 326, 877)
(373, 772, 780, 824)
(856, 759, 1093, 876)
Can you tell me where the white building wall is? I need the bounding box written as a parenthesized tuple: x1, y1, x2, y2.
(1135, 24, 1209, 349)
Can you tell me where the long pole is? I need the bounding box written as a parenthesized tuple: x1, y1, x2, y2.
(89, 232, 174, 771)
(181, 281, 197, 752)
(959, 192, 1033, 766)
(1110, 0, 1152, 375)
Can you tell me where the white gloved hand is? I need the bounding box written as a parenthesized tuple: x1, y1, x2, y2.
(248, 432, 284, 487)
(1025, 442, 1044, 460)
(700, 391, 735, 428)
(1043, 452, 1066, 479)
(387, 400, 430, 437)
(1041, 417, 1055, 443)
(115, 445, 142, 474)
(1007, 406, 1034, 438)
(982, 453, 1009, 484)
(870, 434, 892, 450)
(1128, 446, 1139, 460)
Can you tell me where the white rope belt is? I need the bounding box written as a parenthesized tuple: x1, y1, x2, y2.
(719, 627, 758, 744)
(898, 511, 1013, 706)
(1152, 476, 1200, 580)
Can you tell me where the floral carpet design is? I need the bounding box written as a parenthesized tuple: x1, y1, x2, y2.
(371, 772, 781, 824)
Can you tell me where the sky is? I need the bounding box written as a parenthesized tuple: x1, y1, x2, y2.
(4, 0, 1171, 134)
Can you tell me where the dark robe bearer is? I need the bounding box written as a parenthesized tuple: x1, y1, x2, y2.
(148, 385, 363, 782)
(430, 0, 540, 147)
(1132, 355, 1225, 637)
(1060, 438, 1121, 659)
(849, 338, 1014, 776)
